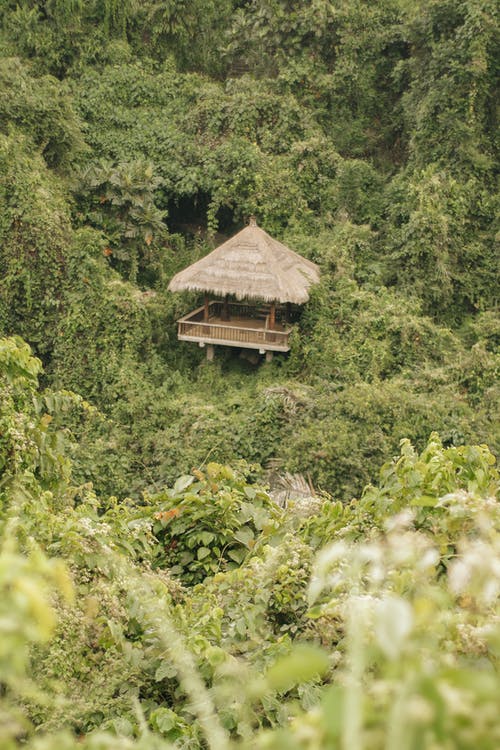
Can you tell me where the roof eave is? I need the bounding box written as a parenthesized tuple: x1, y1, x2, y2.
(168, 279, 310, 305)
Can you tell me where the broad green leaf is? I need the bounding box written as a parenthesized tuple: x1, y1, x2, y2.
(227, 548, 246, 564)
(155, 661, 177, 681)
(411, 495, 438, 507)
(199, 531, 215, 545)
(152, 707, 177, 732)
(234, 526, 254, 547)
(173, 474, 195, 494)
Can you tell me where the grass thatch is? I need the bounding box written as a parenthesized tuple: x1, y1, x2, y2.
(168, 221, 320, 304)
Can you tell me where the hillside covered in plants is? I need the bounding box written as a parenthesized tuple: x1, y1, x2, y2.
(0, 1, 499, 749)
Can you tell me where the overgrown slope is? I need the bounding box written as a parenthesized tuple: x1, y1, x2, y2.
(0, 2, 499, 747)
(1, 336, 499, 749)
(1, 1, 498, 502)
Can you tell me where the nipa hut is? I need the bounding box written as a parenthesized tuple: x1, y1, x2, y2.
(168, 217, 320, 360)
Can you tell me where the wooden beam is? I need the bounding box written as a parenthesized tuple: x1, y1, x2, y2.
(204, 294, 210, 322)
(269, 301, 276, 330)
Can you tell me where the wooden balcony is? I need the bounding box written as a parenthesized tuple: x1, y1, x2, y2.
(177, 301, 292, 352)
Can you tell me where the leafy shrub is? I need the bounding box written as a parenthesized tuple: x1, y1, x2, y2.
(150, 463, 282, 585)
(0, 58, 86, 169)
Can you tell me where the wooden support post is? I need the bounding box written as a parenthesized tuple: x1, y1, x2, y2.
(222, 295, 230, 321)
(265, 350, 274, 363)
(206, 344, 215, 361)
(286, 302, 291, 323)
(269, 301, 276, 330)
(204, 295, 210, 322)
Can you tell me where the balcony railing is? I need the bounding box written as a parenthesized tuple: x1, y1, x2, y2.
(176, 301, 292, 352)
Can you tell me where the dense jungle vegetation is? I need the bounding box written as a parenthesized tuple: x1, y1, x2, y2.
(0, 1, 499, 748)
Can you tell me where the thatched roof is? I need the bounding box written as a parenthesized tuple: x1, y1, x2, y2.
(168, 218, 320, 304)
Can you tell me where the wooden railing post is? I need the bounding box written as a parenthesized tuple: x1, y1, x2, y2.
(269, 301, 276, 330)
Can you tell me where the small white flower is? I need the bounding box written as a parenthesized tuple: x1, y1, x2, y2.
(385, 509, 415, 532)
(374, 595, 413, 660)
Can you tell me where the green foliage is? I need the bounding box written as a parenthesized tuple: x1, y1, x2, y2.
(0, 1, 105, 76)
(0, 539, 74, 746)
(0, 336, 75, 497)
(0, 1, 499, 745)
(298, 274, 460, 382)
(0, 57, 86, 169)
(385, 167, 499, 316)
(71, 61, 326, 229)
(226, 0, 405, 158)
(302, 431, 499, 547)
(142, 0, 233, 75)
(276, 374, 492, 498)
(1, 350, 498, 749)
(151, 463, 282, 584)
(76, 159, 167, 282)
(0, 134, 75, 356)
(400, 0, 498, 175)
(295, 436, 500, 750)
